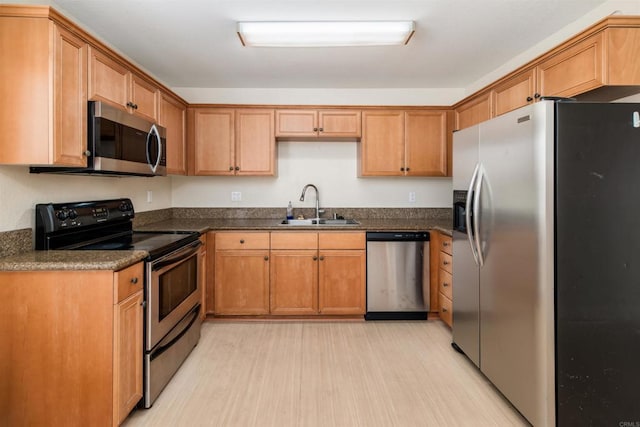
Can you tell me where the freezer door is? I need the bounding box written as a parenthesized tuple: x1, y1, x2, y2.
(452, 125, 481, 366)
(477, 102, 555, 427)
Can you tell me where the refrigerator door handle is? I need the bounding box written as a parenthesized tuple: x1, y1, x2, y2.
(473, 165, 485, 267)
(466, 163, 480, 265)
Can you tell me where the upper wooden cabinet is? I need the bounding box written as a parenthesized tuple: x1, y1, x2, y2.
(275, 109, 361, 138)
(188, 108, 275, 176)
(159, 91, 187, 175)
(89, 47, 159, 122)
(360, 110, 449, 177)
(0, 11, 88, 166)
(456, 19, 640, 129)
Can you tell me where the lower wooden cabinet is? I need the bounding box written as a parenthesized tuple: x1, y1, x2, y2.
(214, 232, 270, 315)
(209, 231, 365, 316)
(437, 233, 453, 328)
(0, 262, 144, 426)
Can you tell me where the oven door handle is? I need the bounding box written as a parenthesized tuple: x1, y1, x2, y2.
(152, 240, 202, 271)
(150, 304, 200, 361)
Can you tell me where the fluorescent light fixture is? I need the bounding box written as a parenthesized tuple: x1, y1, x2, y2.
(237, 21, 415, 47)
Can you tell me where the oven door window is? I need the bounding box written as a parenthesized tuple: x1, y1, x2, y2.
(158, 256, 198, 321)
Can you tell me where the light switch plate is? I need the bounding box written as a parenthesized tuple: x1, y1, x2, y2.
(409, 191, 416, 203)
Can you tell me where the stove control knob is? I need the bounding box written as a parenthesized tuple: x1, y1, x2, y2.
(56, 210, 69, 221)
(68, 209, 78, 220)
(119, 202, 131, 212)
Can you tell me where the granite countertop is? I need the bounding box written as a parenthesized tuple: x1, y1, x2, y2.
(136, 218, 453, 235)
(0, 215, 451, 271)
(0, 250, 148, 271)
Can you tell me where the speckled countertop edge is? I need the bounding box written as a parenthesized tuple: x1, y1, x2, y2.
(0, 250, 148, 271)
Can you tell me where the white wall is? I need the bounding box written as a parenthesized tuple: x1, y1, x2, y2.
(172, 141, 451, 208)
(0, 166, 171, 231)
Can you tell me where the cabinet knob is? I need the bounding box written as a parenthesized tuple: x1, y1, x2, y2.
(229, 166, 234, 171)
(442, 307, 447, 312)
(406, 167, 410, 172)
(126, 101, 134, 108)
(133, 103, 138, 109)
(443, 282, 449, 287)
(318, 128, 323, 132)
(443, 261, 450, 265)
(235, 166, 240, 171)
(141, 300, 147, 308)
(526, 96, 533, 102)
(131, 277, 139, 284)
(400, 167, 405, 171)
(534, 93, 541, 99)
(313, 127, 318, 132)
(240, 239, 245, 244)
(443, 242, 449, 247)
(319, 256, 325, 261)
(264, 256, 269, 261)
(83, 150, 91, 157)
(313, 256, 318, 261)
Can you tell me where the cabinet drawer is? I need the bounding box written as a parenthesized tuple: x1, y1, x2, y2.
(439, 252, 452, 274)
(114, 262, 144, 303)
(440, 234, 452, 255)
(271, 232, 318, 250)
(318, 232, 365, 250)
(439, 293, 452, 327)
(439, 269, 452, 300)
(216, 232, 270, 250)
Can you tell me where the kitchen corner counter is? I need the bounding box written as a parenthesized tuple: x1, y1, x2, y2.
(0, 250, 148, 271)
(134, 218, 453, 234)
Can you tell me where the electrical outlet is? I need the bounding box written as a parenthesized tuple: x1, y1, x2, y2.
(146, 190, 153, 203)
(231, 191, 242, 202)
(409, 191, 416, 203)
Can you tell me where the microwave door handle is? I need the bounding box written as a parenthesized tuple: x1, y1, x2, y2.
(146, 124, 162, 173)
(466, 163, 480, 266)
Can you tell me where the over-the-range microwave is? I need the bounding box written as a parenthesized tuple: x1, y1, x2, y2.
(30, 101, 166, 177)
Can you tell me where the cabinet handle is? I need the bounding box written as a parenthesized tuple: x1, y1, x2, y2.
(229, 166, 234, 171)
(264, 256, 269, 261)
(313, 256, 318, 261)
(534, 93, 541, 99)
(235, 166, 240, 171)
(240, 239, 245, 244)
(131, 277, 139, 284)
(526, 96, 533, 102)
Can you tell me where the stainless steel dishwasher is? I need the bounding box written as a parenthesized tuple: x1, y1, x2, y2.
(365, 232, 430, 320)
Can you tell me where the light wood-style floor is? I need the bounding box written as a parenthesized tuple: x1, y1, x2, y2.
(124, 321, 529, 427)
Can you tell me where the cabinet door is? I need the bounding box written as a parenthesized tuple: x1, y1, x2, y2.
(606, 27, 640, 85)
(318, 110, 361, 137)
(205, 232, 216, 315)
(131, 73, 158, 122)
(88, 47, 130, 111)
(275, 109, 318, 137)
(493, 68, 536, 117)
(404, 110, 447, 176)
(537, 32, 604, 98)
(191, 108, 235, 175)
(114, 290, 143, 425)
(455, 92, 492, 130)
(359, 111, 404, 176)
(160, 92, 187, 175)
(270, 250, 318, 315)
(214, 250, 270, 315)
(318, 250, 366, 315)
(235, 109, 275, 175)
(53, 25, 87, 166)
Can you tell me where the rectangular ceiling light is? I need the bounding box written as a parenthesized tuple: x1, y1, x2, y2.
(237, 21, 415, 47)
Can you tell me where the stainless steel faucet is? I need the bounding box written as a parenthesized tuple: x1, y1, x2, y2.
(299, 184, 321, 220)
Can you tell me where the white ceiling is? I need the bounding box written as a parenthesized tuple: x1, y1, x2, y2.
(49, 0, 609, 89)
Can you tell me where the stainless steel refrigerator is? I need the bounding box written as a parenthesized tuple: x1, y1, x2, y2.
(452, 100, 640, 426)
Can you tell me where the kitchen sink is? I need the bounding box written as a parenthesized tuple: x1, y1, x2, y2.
(279, 218, 359, 226)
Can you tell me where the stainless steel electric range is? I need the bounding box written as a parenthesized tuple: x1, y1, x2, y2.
(35, 198, 203, 408)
